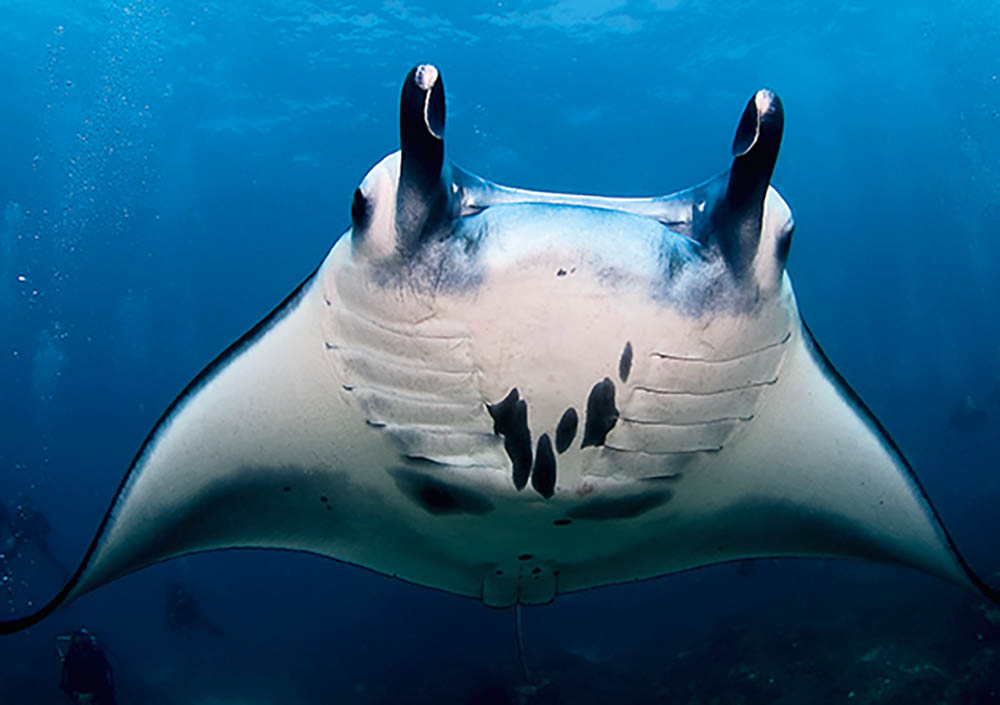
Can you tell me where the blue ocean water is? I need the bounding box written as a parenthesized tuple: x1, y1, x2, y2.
(1, 1, 998, 702)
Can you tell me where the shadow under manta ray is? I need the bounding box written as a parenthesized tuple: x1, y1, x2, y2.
(2, 64, 997, 635)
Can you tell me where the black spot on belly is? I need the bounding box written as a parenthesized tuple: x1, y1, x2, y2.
(581, 378, 619, 448)
(487, 388, 533, 490)
(555, 408, 578, 454)
(388, 467, 495, 516)
(567, 489, 672, 520)
(518, 554, 533, 561)
(553, 518, 572, 526)
(618, 341, 633, 383)
(531, 433, 556, 499)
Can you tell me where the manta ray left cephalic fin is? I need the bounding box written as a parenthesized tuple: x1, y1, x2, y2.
(1, 65, 998, 635)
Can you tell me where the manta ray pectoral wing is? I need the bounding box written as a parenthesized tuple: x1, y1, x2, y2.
(684, 319, 997, 601)
(778, 323, 999, 603)
(554, 317, 999, 607)
(0, 272, 400, 635)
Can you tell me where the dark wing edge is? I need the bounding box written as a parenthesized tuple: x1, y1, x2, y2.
(0, 268, 319, 635)
(802, 317, 1000, 607)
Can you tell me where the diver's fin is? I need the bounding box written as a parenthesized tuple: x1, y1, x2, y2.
(55, 634, 72, 661)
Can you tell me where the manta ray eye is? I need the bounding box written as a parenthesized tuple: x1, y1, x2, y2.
(351, 188, 370, 230)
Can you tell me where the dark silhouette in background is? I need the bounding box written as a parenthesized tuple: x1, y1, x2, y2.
(164, 580, 224, 637)
(2, 496, 69, 582)
(56, 628, 116, 705)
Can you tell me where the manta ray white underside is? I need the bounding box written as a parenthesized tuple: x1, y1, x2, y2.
(2, 64, 996, 633)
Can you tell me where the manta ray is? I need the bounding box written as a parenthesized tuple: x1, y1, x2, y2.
(2, 64, 997, 634)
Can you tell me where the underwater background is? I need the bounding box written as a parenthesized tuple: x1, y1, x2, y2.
(1, 0, 999, 703)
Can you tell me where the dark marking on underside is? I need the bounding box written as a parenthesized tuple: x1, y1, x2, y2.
(403, 455, 448, 468)
(618, 341, 633, 383)
(684, 494, 905, 563)
(388, 467, 494, 516)
(487, 388, 533, 490)
(567, 489, 672, 520)
(351, 188, 369, 230)
(555, 408, 578, 454)
(531, 434, 556, 499)
(581, 378, 619, 448)
(775, 222, 794, 264)
(553, 518, 572, 526)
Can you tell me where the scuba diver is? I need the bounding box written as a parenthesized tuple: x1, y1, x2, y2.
(164, 580, 224, 637)
(56, 628, 116, 705)
(949, 383, 1000, 438)
(949, 394, 991, 434)
(3, 496, 70, 581)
